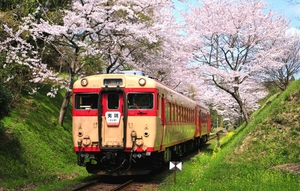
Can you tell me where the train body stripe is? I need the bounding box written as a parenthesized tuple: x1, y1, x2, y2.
(72, 110, 157, 116)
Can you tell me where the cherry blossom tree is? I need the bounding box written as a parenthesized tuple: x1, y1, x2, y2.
(200, 78, 267, 123)
(125, 2, 191, 88)
(0, 0, 188, 127)
(27, 0, 180, 126)
(0, 23, 57, 90)
(265, 28, 300, 90)
(181, 0, 291, 124)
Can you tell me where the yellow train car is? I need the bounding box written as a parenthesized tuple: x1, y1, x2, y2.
(72, 71, 211, 175)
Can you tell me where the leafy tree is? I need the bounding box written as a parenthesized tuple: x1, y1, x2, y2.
(0, 0, 72, 102)
(0, 84, 12, 120)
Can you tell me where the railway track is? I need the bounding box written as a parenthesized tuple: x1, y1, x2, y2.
(73, 177, 134, 191)
(209, 133, 217, 140)
(72, 179, 99, 191)
(110, 179, 134, 191)
(71, 138, 218, 191)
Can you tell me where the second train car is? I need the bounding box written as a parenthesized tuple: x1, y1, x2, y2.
(72, 71, 211, 175)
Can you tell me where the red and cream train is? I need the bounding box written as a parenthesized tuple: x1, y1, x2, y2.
(72, 71, 211, 175)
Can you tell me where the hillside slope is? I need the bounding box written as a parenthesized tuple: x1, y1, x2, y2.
(158, 79, 300, 191)
(227, 79, 300, 171)
(203, 79, 300, 190)
(0, 85, 87, 190)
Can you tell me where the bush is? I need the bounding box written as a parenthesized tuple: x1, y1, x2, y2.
(0, 84, 12, 119)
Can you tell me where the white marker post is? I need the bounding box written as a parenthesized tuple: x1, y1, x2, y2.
(169, 161, 182, 184)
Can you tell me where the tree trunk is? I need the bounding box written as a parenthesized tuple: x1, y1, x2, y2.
(240, 102, 250, 124)
(58, 73, 74, 127)
(212, 76, 250, 125)
(58, 89, 72, 127)
(234, 94, 250, 124)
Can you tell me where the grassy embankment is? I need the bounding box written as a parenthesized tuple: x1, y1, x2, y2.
(0, 85, 89, 190)
(156, 79, 300, 191)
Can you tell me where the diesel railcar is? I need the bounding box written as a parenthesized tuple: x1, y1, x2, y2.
(72, 71, 211, 175)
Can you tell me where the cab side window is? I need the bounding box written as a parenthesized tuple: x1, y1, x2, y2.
(75, 94, 98, 109)
(127, 93, 154, 109)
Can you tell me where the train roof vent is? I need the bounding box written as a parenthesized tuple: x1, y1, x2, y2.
(120, 70, 145, 76)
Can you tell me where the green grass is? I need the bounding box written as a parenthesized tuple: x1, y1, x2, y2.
(1, 80, 300, 190)
(0, 84, 89, 190)
(156, 79, 300, 191)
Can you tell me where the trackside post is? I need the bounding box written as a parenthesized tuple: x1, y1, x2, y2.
(169, 161, 182, 184)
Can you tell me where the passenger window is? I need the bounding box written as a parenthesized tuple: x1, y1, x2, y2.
(166, 102, 170, 122)
(75, 94, 98, 109)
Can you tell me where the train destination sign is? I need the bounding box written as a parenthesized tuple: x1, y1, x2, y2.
(103, 78, 123, 86)
(105, 112, 121, 126)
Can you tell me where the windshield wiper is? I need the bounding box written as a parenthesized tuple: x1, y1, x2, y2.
(134, 103, 147, 114)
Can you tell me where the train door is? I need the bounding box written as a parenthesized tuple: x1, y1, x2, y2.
(199, 110, 202, 137)
(207, 112, 211, 134)
(99, 90, 125, 149)
(194, 106, 200, 138)
(160, 94, 165, 151)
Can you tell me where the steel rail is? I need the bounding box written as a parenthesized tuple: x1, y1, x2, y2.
(110, 179, 134, 191)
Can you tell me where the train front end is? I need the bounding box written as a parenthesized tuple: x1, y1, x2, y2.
(72, 73, 159, 175)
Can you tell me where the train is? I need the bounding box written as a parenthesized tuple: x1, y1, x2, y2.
(72, 71, 211, 175)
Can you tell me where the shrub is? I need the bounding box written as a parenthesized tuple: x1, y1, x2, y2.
(0, 84, 13, 119)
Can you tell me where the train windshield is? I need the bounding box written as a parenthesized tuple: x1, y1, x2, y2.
(107, 93, 120, 109)
(127, 93, 153, 109)
(74, 94, 98, 109)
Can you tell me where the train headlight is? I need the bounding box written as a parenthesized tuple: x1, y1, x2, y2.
(81, 78, 88, 87)
(138, 78, 146, 86)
